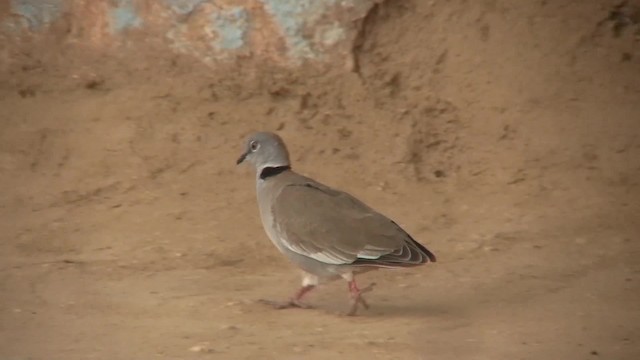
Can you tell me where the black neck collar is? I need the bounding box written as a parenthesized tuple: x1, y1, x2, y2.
(259, 165, 291, 180)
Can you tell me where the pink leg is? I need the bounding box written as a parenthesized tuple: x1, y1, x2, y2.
(346, 280, 376, 316)
(259, 285, 315, 309)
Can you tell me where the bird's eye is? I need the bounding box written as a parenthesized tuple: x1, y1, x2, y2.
(249, 141, 259, 152)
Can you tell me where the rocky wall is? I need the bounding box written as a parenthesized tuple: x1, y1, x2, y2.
(1, 0, 378, 67)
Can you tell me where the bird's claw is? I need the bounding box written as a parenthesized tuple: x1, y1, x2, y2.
(346, 282, 376, 316)
(258, 298, 314, 310)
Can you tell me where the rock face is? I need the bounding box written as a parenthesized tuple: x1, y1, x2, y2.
(1, 0, 378, 66)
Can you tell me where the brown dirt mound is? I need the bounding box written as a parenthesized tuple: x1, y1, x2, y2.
(1, 1, 639, 359)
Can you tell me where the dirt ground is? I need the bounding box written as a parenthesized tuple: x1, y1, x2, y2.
(1, 1, 639, 359)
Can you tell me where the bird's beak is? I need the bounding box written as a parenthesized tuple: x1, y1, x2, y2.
(236, 152, 247, 165)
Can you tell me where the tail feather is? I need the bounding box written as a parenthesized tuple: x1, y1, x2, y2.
(351, 220, 436, 268)
(352, 237, 436, 267)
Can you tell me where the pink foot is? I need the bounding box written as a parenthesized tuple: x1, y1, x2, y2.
(346, 280, 376, 316)
(258, 285, 315, 310)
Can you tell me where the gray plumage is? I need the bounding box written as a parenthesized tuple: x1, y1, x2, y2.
(237, 131, 436, 315)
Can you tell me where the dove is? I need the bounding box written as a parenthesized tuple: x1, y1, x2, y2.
(237, 131, 436, 315)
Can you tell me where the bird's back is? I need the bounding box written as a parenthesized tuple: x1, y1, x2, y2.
(256, 169, 436, 269)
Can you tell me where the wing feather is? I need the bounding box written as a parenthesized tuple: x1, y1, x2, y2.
(271, 181, 435, 266)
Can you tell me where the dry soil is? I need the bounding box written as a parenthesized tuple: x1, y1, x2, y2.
(1, 1, 639, 359)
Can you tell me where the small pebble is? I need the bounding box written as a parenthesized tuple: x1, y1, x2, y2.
(189, 343, 214, 353)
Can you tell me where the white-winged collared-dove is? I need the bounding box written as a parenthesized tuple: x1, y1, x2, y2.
(237, 131, 436, 315)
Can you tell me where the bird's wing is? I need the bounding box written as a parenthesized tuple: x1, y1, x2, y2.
(271, 180, 435, 266)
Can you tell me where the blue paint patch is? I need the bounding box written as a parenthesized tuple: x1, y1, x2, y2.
(110, 0, 143, 33)
(210, 7, 248, 50)
(261, 0, 338, 60)
(9, 0, 64, 31)
(163, 0, 209, 15)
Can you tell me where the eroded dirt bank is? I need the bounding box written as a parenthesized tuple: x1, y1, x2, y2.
(1, 1, 639, 359)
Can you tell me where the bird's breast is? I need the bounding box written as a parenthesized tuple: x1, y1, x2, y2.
(256, 182, 290, 254)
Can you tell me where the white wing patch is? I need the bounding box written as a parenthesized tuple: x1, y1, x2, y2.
(276, 230, 351, 265)
(356, 244, 391, 259)
(355, 253, 381, 259)
(278, 232, 392, 264)
(276, 232, 347, 264)
(304, 251, 347, 265)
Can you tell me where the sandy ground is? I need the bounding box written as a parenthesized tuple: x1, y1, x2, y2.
(1, 1, 640, 359)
